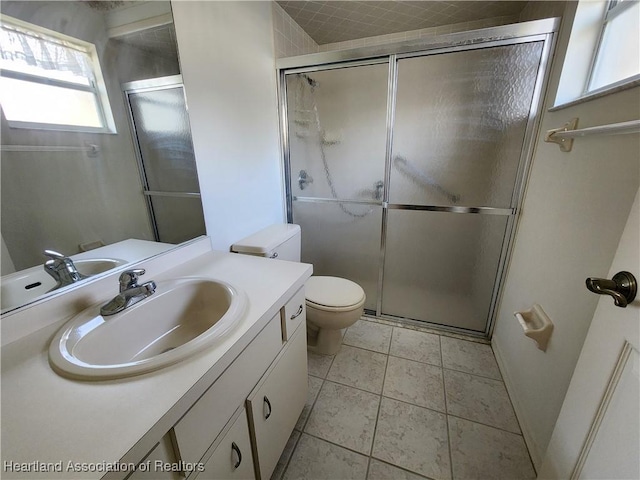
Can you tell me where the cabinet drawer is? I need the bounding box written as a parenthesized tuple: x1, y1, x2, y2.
(173, 315, 282, 466)
(195, 408, 255, 480)
(246, 326, 308, 480)
(281, 287, 305, 341)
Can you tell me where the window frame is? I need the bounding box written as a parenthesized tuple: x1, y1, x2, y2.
(0, 14, 116, 134)
(584, 0, 640, 95)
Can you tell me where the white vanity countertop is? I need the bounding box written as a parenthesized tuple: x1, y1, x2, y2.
(1, 248, 312, 479)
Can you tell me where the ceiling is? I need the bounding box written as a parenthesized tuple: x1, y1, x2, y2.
(276, 1, 529, 45)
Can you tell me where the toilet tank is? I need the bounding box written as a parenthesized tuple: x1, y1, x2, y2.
(231, 224, 301, 261)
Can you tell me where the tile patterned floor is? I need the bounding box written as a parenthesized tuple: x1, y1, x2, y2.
(272, 319, 536, 480)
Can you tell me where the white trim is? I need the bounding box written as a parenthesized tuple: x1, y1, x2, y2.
(492, 339, 543, 470)
(0, 14, 116, 134)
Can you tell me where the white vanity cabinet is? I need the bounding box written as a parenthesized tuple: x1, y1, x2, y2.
(167, 287, 307, 480)
(246, 324, 307, 479)
(195, 408, 255, 480)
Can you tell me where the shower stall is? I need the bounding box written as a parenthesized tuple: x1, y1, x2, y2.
(278, 20, 558, 336)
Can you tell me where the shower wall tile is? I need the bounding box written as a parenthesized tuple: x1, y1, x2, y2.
(272, 2, 319, 58)
(444, 369, 520, 434)
(519, 1, 567, 22)
(448, 416, 536, 480)
(317, 15, 519, 53)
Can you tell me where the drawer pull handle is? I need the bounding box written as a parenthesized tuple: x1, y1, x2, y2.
(290, 305, 303, 320)
(264, 396, 272, 419)
(231, 442, 242, 469)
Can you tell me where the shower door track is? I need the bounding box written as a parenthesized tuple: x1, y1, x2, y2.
(278, 19, 559, 338)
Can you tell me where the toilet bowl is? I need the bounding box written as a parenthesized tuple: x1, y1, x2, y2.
(231, 224, 366, 355)
(305, 276, 365, 355)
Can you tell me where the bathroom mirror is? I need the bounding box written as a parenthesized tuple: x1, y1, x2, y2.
(0, 0, 206, 313)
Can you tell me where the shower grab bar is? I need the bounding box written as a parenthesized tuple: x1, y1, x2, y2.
(143, 191, 201, 198)
(545, 118, 640, 152)
(393, 155, 460, 203)
(1, 144, 100, 156)
(293, 196, 383, 206)
(293, 196, 514, 216)
(386, 204, 514, 215)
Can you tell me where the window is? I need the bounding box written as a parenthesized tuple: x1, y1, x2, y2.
(587, 0, 640, 93)
(0, 15, 115, 132)
(553, 0, 640, 108)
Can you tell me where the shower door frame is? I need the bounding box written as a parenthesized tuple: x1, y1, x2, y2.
(122, 74, 202, 242)
(277, 18, 559, 337)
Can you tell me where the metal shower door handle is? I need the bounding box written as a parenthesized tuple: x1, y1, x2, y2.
(585, 271, 637, 308)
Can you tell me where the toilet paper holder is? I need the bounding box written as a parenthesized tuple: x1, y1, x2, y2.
(514, 304, 554, 352)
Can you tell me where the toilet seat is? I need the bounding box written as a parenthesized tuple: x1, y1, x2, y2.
(305, 276, 365, 312)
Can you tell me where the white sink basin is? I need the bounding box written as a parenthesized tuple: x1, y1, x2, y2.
(49, 278, 247, 380)
(1, 258, 126, 312)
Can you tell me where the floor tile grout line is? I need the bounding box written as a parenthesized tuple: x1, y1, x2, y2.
(440, 335, 455, 480)
(388, 351, 443, 369)
(441, 364, 503, 382)
(301, 429, 437, 480)
(369, 458, 437, 480)
(369, 351, 389, 457)
(446, 413, 524, 437)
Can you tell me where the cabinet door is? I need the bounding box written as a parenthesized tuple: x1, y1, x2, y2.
(246, 326, 308, 480)
(196, 409, 255, 480)
(129, 435, 181, 480)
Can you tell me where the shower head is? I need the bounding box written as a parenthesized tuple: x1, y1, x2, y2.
(300, 73, 319, 88)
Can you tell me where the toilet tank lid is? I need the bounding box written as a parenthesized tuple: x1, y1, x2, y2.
(231, 224, 300, 254)
(306, 276, 365, 308)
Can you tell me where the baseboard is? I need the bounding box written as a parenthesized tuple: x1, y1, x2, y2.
(492, 339, 544, 471)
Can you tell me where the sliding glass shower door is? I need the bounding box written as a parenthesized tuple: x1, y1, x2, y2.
(287, 63, 389, 311)
(383, 41, 544, 331)
(124, 76, 205, 244)
(284, 29, 551, 334)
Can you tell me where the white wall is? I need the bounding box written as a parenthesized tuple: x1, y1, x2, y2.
(492, 1, 640, 469)
(171, 1, 284, 251)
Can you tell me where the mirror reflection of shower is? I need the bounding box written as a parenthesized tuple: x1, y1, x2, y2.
(292, 73, 376, 219)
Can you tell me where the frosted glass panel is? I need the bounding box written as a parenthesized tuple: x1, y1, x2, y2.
(286, 64, 388, 201)
(292, 201, 382, 311)
(128, 87, 200, 193)
(390, 42, 543, 207)
(382, 210, 508, 332)
(148, 196, 205, 244)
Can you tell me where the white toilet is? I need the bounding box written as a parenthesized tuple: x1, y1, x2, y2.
(231, 224, 365, 355)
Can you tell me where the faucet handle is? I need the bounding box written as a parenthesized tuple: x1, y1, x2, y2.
(44, 249, 66, 260)
(119, 269, 146, 292)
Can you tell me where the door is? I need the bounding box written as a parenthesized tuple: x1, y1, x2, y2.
(124, 75, 206, 244)
(539, 190, 639, 479)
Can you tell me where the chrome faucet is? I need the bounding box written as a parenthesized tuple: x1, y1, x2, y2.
(100, 269, 157, 316)
(44, 249, 88, 290)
